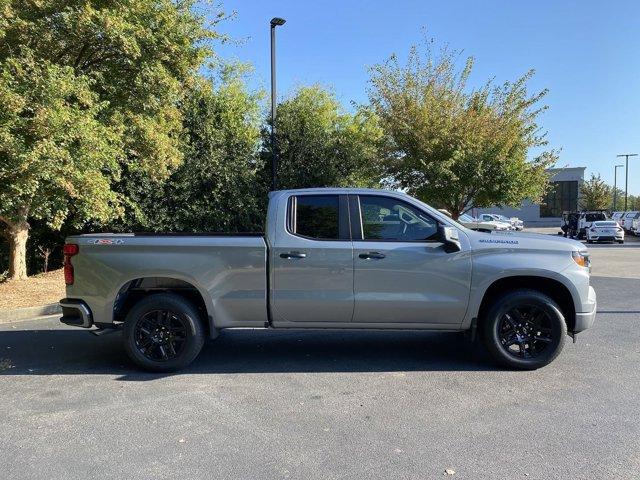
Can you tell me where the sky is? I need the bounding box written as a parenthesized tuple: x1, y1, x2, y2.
(210, 0, 640, 195)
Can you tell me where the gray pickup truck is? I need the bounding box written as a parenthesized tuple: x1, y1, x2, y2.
(60, 188, 597, 371)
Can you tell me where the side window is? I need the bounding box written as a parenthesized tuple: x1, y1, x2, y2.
(291, 195, 340, 239)
(358, 196, 438, 241)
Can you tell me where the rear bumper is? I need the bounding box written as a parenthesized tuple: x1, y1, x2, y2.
(59, 298, 93, 328)
(573, 286, 597, 333)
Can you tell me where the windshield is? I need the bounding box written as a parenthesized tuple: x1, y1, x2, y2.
(458, 214, 475, 222)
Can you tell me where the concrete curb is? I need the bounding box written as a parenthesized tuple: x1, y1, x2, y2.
(0, 303, 61, 324)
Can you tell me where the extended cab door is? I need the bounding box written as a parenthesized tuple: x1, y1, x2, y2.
(271, 194, 354, 324)
(350, 194, 471, 326)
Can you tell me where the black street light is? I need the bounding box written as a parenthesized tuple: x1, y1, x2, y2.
(616, 153, 638, 211)
(270, 17, 286, 191)
(613, 164, 624, 210)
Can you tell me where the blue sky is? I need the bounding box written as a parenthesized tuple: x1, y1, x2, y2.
(211, 0, 640, 195)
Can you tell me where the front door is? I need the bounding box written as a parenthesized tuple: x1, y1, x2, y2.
(271, 194, 354, 324)
(351, 194, 471, 326)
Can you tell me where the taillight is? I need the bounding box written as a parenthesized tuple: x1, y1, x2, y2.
(63, 244, 79, 285)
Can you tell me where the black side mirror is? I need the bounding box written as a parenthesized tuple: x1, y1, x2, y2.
(438, 225, 462, 253)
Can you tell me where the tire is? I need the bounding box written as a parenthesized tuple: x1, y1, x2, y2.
(123, 293, 206, 372)
(618, 240, 624, 244)
(481, 289, 567, 370)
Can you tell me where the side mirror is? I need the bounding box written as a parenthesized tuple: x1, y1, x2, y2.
(438, 225, 462, 253)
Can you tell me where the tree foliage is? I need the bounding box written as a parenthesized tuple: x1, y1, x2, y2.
(265, 85, 384, 189)
(0, 0, 219, 279)
(368, 40, 556, 218)
(152, 66, 266, 233)
(579, 173, 612, 211)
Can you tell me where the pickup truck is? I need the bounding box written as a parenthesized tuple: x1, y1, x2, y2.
(60, 188, 597, 372)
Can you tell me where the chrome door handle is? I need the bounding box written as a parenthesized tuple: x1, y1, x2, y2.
(280, 252, 307, 259)
(359, 252, 385, 259)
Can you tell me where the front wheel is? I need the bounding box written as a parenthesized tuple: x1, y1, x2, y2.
(481, 289, 567, 370)
(123, 293, 206, 372)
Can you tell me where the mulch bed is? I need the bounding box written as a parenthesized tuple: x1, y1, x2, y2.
(0, 269, 65, 309)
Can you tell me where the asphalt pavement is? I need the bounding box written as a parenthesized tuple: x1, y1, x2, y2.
(1, 275, 639, 479)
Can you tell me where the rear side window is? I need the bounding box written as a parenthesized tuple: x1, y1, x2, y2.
(358, 195, 438, 241)
(585, 213, 606, 222)
(291, 195, 340, 239)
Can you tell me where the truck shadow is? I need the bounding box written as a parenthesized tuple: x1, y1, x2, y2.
(0, 328, 498, 380)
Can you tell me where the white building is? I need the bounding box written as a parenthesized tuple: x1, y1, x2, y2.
(474, 166, 585, 227)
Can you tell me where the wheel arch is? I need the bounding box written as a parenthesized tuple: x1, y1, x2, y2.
(112, 275, 217, 338)
(472, 275, 577, 333)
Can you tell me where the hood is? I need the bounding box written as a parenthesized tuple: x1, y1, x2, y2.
(464, 228, 586, 253)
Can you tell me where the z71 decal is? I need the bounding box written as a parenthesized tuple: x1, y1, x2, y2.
(88, 238, 124, 245)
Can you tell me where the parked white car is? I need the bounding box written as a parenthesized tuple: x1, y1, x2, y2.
(622, 211, 640, 234)
(621, 211, 640, 233)
(482, 213, 524, 231)
(633, 217, 640, 236)
(459, 213, 510, 232)
(478, 214, 515, 230)
(577, 211, 607, 239)
(586, 220, 624, 244)
(611, 211, 625, 226)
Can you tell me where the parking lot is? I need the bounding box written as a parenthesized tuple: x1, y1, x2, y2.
(1, 245, 639, 480)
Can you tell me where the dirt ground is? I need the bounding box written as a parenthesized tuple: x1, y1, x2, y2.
(0, 269, 65, 309)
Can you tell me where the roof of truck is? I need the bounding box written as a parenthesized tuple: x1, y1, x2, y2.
(271, 187, 407, 196)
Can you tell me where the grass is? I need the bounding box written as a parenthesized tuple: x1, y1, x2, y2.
(0, 268, 65, 309)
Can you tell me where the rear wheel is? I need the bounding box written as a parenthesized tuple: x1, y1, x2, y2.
(123, 293, 205, 372)
(481, 289, 566, 370)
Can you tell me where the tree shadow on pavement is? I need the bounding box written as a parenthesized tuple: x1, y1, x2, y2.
(0, 328, 498, 380)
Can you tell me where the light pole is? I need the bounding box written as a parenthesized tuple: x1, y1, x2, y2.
(270, 17, 286, 191)
(613, 164, 624, 210)
(617, 153, 638, 211)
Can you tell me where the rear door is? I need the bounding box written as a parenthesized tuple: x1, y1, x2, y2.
(271, 194, 354, 324)
(350, 194, 472, 326)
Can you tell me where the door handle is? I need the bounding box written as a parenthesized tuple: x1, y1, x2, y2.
(359, 252, 385, 259)
(280, 251, 307, 259)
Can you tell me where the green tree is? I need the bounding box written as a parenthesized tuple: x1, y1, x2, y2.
(265, 85, 384, 189)
(0, 0, 218, 279)
(155, 66, 266, 232)
(611, 187, 625, 211)
(0, 56, 122, 279)
(368, 41, 556, 218)
(579, 174, 612, 211)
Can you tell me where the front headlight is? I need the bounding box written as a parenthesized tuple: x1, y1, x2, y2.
(572, 251, 590, 268)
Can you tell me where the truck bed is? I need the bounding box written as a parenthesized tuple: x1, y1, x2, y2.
(65, 233, 269, 329)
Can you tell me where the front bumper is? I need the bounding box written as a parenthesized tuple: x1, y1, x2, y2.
(59, 298, 93, 328)
(573, 286, 597, 333)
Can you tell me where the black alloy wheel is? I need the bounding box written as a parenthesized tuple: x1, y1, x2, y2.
(134, 309, 188, 362)
(123, 293, 205, 372)
(497, 305, 553, 359)
(482, 289, 567, 370)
